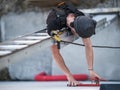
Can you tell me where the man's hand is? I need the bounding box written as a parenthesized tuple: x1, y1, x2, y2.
(89, 70, 101, 84)
(89, 70, 105, 82)
(66, 74, 80, 86)
(89, 70, 101, 79)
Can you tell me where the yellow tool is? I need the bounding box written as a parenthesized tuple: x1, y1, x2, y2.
(51, 30, 65, 42)
(53, 34, 61, 42)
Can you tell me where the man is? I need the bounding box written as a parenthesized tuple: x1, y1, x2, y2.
(46, 2, 102, 86)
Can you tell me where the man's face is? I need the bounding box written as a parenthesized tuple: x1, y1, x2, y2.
(66, 13, 75, 23)
(67, 13, 75, 18)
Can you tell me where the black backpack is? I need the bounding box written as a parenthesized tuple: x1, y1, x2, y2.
(46, 7, 67, 36)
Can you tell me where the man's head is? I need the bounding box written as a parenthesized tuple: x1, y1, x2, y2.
(74, 16, 96, 38)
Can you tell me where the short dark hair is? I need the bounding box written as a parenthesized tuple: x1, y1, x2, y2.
(74, 16, 96, 38)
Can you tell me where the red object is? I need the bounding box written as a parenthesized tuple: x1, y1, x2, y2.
(67, 83, 100, 87)
(67, 77, 101, 87)
(34, 74, 88, 81)
(37, 72, 47, 76)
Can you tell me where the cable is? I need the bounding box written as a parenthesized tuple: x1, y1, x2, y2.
(61, 40, 120, 49)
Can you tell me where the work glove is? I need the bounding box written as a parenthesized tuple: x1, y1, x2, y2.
(51, 30, 61, 42)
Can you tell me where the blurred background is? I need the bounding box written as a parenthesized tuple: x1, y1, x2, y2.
(0, 0, 120, 81)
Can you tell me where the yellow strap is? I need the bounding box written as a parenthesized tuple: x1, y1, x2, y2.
(57, 2, 65, 6)
(58, 31, 64, 35)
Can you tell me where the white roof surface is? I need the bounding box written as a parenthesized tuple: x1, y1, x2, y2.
(0, 81, 120, 90)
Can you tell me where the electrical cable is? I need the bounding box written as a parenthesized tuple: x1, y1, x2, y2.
(61, 40, 120, 49)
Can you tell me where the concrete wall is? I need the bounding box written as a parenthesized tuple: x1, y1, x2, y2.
(0, 9, 49, 41)
(52, 16, 120, 80)
(0, 8, 52, 80)
(0, 8, 51, 80)
(0, 39, 53, 80)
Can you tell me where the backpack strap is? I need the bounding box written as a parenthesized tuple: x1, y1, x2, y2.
(57, 2, 85, 16)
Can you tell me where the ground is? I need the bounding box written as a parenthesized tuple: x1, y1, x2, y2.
(0, 81, 120, 90)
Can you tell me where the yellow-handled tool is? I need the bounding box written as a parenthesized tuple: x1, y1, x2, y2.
(51, 30, 61, 42)
(53, 34, 61, 42)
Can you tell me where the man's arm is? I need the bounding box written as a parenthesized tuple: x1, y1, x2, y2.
(82, 38, 101, 79)
(51, 44, 79, 86)
(82, 38, 93, 70)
